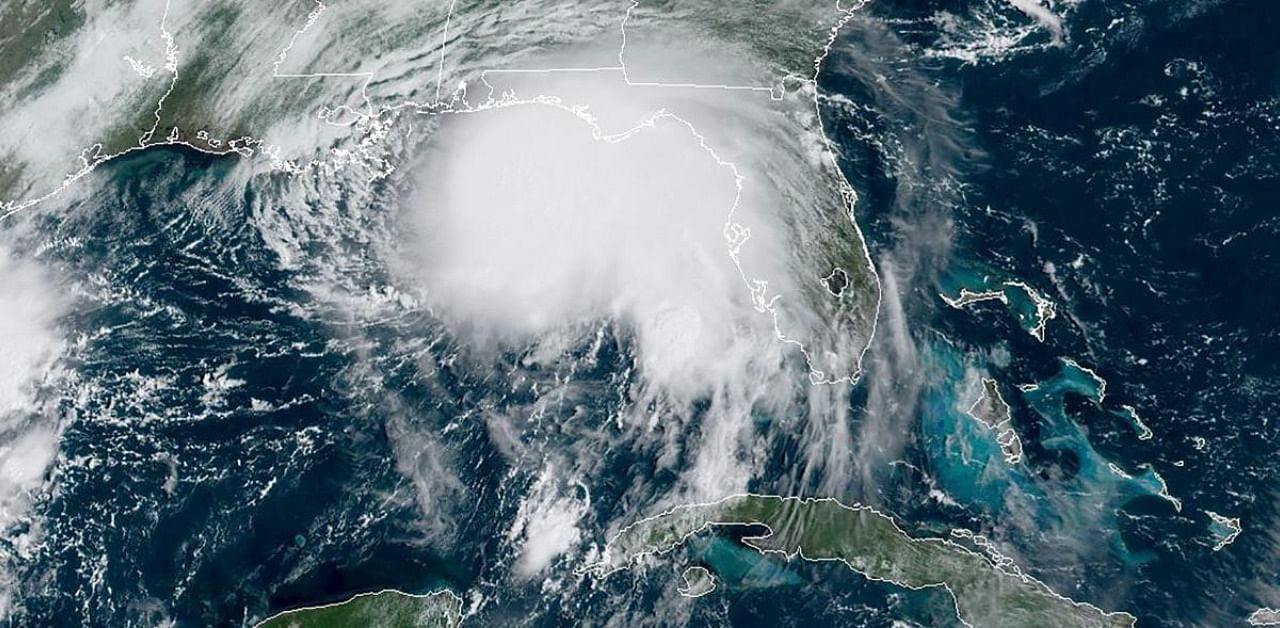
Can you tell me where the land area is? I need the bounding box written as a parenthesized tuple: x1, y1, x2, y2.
(585, 495, 1135, 628)
(256, 590, 462, 628)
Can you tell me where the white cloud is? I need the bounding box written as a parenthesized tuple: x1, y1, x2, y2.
(0, 251, 66, 419)
(411, 98, 764, 376)
(0, 243, 68, 617)
(1007, 0, 1065, 43)
(506, 463, 588, 578)
(406, 67, 840, 498)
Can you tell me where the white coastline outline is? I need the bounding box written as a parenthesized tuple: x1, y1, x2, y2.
(1061, 356, 1108, 402)
(437, 0, 883, 385)
(1249, 607, 1280, 626)
(1035, 357, 1183, 510)
(251, 588, 464, 628)
(963, 377, 1024, 464)
(578, 493, 1137, 628)
(674, 565, 717, 598)
(1, 0, 884, 388)
(1118, 404, 1154, 441)
(1205, 510, 1241, 551)
(940, 279, 1056, 342)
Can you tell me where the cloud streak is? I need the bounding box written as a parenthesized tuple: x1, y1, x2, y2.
(0, 243, 68, 617)
(403, 43, 875, 500)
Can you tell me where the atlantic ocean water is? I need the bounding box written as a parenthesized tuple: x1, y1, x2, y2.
(5, 1, 1278, 626)
(821, 0, 1280, 625)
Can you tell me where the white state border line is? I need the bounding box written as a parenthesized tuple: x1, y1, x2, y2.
(1, 1, 883, 387)
(446, 0, 878, 385)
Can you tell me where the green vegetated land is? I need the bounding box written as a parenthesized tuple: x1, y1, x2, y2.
(257, 590, 462, 628)
(588, 495, 1135, 628)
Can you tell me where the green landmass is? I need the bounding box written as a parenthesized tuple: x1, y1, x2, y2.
(586, 495, 1135, 628)
(256, 590, 462, 628)
(652, 0, 848, 78)
(0, 0, 83, 91)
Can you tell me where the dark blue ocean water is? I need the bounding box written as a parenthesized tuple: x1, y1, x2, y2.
(18, 147, 882, 626)
(13, 149, 448, 624)
(821, 0, 1280, 625)
(10, 1, 1279, 626)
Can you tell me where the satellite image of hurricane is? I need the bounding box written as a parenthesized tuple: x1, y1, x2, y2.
(0, 0, 1277, 626)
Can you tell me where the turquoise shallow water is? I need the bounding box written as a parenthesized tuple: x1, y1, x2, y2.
(7, 1, 1279, 626)
(824, 0, 1280, 624)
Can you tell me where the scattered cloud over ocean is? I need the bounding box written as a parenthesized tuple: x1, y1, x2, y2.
(404, 51, 858, 501)
(0, 242, 68, 617)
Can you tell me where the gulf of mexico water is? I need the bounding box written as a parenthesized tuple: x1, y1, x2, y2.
(15, 147, 928, 626)
(8, 0, 1279, 626)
